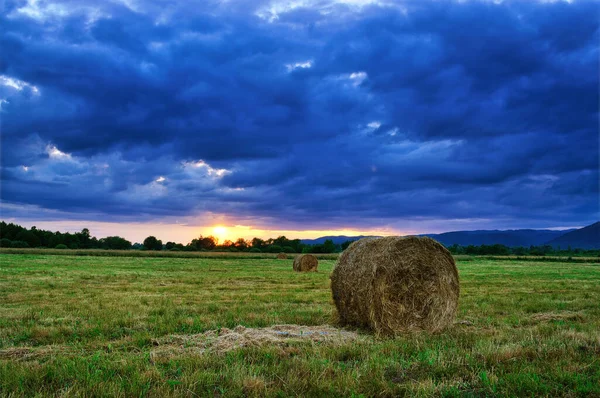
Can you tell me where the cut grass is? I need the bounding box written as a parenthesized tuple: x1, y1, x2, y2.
(0, 254, 598, 397)
(0, 248, 339, 260)
(1, 248, 598, 263)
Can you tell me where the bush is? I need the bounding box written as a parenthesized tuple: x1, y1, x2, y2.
(267, 245, 283, 253)
(282, 246, 295, 253)
(55, 244, 69, 249)
(249, 247, 261, 253)
(11, 241, 30, 248)
(0, 238, 12, 248)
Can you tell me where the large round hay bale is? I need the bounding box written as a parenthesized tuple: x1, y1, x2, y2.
(293, 254, 318, 272)
(276, 253, 287, 259)
(330, 236, 459, 334)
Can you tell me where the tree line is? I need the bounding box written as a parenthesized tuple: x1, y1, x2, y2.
(0, 221, 342, 253)
(446, 243, 599, 257)
(1, 221, 597, 256)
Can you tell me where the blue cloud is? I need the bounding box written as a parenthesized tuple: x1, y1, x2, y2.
(0, 0, 598, 230)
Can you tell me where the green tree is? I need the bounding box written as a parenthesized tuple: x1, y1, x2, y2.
(322, 239, 336, 253)
(251, 238, 265, 250)
(234, 238, 248, 251)
(100, 236, 132, 250)
(15, 230, 40, 248)
(188, 236, 217, 251)
(77, 228, 91, 248)
(341, 240, 354, 251)
(143, 236, 163, 251)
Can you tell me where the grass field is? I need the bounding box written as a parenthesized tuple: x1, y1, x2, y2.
(0, 248, 339, 260)
(0, 254, 598, 397)
(1, 248, 598, 263)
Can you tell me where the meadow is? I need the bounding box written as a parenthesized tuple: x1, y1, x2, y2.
(0, 254, 598, 397)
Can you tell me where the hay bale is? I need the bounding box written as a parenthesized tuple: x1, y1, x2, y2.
(276, 253, 287, 259)
(330, 236, 459, 334)
(293, 254, 318, 272)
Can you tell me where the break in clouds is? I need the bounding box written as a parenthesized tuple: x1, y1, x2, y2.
(1, 0, 598, 231)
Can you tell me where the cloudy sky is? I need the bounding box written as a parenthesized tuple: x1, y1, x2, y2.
(1, 0, 598, 242)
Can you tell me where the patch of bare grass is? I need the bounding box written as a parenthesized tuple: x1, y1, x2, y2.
(530, 311, 584, 322)
(151, 324, 362, 359)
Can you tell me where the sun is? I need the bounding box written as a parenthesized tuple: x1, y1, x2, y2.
(212, 226, 229, 241)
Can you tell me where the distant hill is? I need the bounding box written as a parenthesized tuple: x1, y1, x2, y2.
(301, 223, 600, 249)
(300, 235, 378, 245)
(422, 229, 572, 247)
(546, 222, 600, 249)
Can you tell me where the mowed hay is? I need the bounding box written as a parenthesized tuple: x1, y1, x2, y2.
(293, 254, 318, 272)
(276, 253, 287, 259)
(330, 236, 459, 335)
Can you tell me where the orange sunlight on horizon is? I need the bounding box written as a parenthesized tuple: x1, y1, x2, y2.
(7, 219, 401, 244)
(200, 224, 398, 244)
(211, 226, 230, 242)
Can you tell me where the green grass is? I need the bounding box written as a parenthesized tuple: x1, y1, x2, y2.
(0, 254, 598, 397)
(0, 248, 340, 260)
(2, 248, 598, 263)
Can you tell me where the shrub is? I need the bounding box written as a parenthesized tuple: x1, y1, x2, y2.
(0, 238, 12, 248)
(282, 246, 295, 253)
(249, 247, 261, 253)
(267, 245, 283, 253)
(55, 244, 69, 250)
(11, 241, 30, 248)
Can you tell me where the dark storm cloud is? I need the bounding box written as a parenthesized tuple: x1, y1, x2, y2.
(1, 0, 598, 230)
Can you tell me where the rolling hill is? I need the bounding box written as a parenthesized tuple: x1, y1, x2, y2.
(301, 222, 599, 249)
(423, 229, 571, 247)
(546, 222, 600, 250)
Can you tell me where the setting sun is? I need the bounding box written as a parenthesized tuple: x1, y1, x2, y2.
(212, 226, 229, 242)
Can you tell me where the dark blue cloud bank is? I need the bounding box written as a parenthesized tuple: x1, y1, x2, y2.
(1, 0, 598, 231)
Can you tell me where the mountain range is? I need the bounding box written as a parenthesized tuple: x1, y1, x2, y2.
(300, 222, 599, 249)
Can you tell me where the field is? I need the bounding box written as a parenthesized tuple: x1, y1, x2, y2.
(0, 254, 598, 397)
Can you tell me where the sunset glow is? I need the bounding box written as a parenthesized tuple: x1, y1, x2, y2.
(1, 0, 596, 242)
(212, 226, 229, 242)
(3, 219, 406, 245)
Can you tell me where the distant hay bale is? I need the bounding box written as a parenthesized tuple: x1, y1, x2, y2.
(330, 236, 459, 335)
(293, 254, 318, 272)
(276, 253, 287, 259)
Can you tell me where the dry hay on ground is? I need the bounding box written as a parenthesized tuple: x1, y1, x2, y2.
(330, 236, 459, 335)
(276, 253, 288, 259)
(293, 254, 318, 272)
(0, 325, 361, 363)
(530, 311, 584, 322)
(0, 345, 77, 362)
(151, 325, 361, 359)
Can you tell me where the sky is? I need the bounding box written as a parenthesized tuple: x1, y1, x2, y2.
(0, 0, 599, 243)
